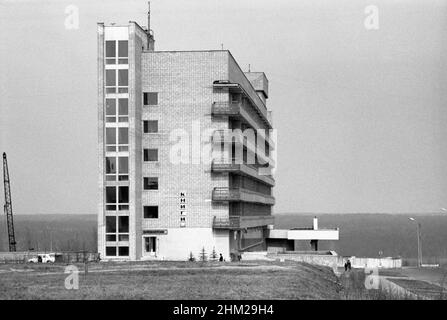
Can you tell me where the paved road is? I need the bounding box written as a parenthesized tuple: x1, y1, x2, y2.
(399, 267, 447, 289)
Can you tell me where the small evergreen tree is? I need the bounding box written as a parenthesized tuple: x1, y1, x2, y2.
(188, 251, 195, 262)
(199, 247, 207, 262)
(210, 247, 218, 261)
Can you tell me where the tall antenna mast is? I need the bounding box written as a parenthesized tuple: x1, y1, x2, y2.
(147, 1, 151, 33)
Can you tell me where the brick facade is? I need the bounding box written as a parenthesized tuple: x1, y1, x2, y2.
(98, 22, 274, 261)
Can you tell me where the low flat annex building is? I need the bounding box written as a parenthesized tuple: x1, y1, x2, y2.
(97, 17, 276, 260)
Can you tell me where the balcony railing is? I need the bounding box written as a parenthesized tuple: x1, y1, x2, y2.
(212, 187, 275, 205)
(212, 102, 276, 151)
(212, 215, 275, 230)
(211, 101, 240, 116)
(212, 130, 274, 167)
(212, 101, 274, 134)
(212, 81, 271, 128)
(211, 159, 275, 186)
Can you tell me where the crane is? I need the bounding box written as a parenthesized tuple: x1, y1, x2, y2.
(3, 152, 16, 252)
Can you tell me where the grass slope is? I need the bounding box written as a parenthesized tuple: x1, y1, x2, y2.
(0, 261, 342, 300)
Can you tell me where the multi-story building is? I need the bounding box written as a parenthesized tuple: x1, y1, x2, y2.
(97, 16, 275, 261)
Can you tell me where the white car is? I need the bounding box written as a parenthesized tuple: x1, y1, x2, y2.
(28, 253, 56, 264)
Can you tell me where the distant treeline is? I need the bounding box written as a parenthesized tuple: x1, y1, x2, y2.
(1, 213, 447, 262)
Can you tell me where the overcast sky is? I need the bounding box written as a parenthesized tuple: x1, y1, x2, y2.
(1, 0, 447, 214)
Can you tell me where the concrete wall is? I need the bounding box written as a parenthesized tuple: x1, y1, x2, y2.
(284, 229, 339, 240)
(241, 252, 402, 270)
(141, 228, 229, 261)
(347, 257, 402, 269)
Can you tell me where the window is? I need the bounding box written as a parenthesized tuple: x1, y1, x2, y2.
(144, 177, 158, 190)
(106, 157, 128, 181)
(118, 99, 128, 122)
(118, 69, 128, 87)
(119, 234, 129, 241)
(144, 237, 157, 253)
(118, 216, 129, 233)
(105, 215, 129, 254)
(143, 92, 158, 105)
(106, 186, 117, 205)
(118, 246, 129, 256)
(105, 98, 128, 123)
(118, 40, 128, 61)
(105, 99, 116, 122)
(105, 41, 116, 65)
(118, 186, 129, 204)
(106, 127, 116, 145)
(144, 206, 159, 219)
(143, 149, 158, 162)
(105, 69, 128, 93)
(143, 120, 158, 133)
(118, 127, 128, 145)
(105, 127, 128, 152)
(105, 40, 128, 64)
(105, 186, 129, 211)
(106, 216, 116, 233)
(106, 70, 116, 87)
(106, 246, 117, 256)
(106, 246, 128, 256)
(118, 157, 128, 175)
(106, 41, 116, 57)
(105, 157, 116, 174)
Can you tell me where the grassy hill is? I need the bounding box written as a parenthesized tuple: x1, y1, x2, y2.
(0, 260, 349, 300)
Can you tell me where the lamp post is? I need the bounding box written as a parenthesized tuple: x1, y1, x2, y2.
(409, 217, 422, 268)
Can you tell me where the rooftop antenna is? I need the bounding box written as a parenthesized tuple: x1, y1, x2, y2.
(147, 1, 151, 32)
(221, 43, 223, 50)
(248, 64, 251, 72)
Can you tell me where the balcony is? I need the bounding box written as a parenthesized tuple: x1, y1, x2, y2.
(213, 215, 275, 230)
(212, 129, 275, 167)
(212, 187, 275, 205)
(213, 81, 272, 129)
(211, 159, 275, 186)
(211, 101, 240, 116)
(212, 102, 275, 146)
